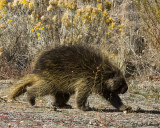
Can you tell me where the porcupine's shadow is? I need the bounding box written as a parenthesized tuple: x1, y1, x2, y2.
(92, 108, 160, 115)
(42, 105, 160, 115)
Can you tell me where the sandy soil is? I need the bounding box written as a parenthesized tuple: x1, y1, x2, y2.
(0, 79, 160, 127)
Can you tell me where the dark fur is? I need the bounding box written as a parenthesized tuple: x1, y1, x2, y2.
(8, 45, 131, 111)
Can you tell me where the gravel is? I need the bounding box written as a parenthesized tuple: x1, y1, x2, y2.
(0, 79, 160, 127)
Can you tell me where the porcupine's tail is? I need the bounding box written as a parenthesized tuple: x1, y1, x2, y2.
(8, 74, 39, 101)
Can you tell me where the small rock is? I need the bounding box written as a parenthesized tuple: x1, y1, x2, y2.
(136, 106, 142, 111)
(100, 123, 103, 126)
(89, 121, 93, 125)
(123, 110, 127, 114)
(8, 123, 11, 127)
(20, 121, 24, 123)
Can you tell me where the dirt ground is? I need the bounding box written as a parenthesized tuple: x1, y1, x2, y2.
(0, 79, 160, 128)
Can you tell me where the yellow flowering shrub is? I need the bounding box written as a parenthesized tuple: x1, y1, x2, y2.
(0, 0, 6, 10)
(0, 0, 122, 44)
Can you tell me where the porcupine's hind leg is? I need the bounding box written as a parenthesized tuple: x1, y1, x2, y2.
(27, 80, 54, 106)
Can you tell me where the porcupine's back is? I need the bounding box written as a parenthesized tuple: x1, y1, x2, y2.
(33, 45, 103, 81)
